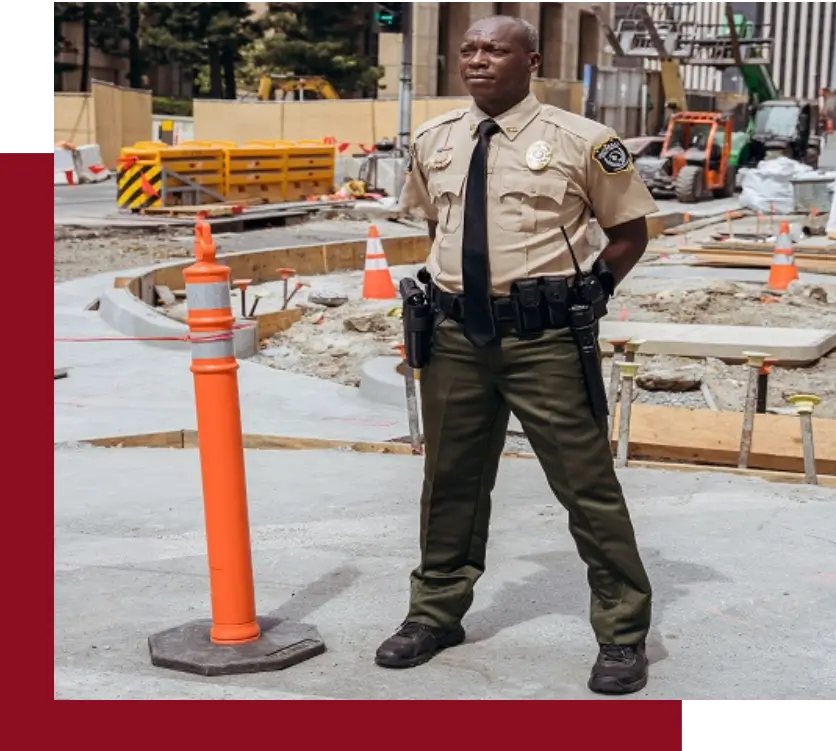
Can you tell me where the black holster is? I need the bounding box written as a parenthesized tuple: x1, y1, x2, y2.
(569, 303, 608, 424)
(400, 276, 433, 369)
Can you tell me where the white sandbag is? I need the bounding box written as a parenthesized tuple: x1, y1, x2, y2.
(739, 156, 813, 214)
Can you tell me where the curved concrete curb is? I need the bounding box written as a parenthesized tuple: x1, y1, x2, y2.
(99, 286, 258, 358)
(358, 356, 409, 409)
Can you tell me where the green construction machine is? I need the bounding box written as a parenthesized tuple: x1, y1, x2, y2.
(716, 4, 820, 169)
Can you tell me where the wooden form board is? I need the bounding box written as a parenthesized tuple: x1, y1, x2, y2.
(63, 427, 836, 487)
(610, 404, 836, 475)
(679, 247, 836, 274)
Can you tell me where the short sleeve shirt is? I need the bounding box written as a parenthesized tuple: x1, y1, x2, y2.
(399, 93, 659, 295)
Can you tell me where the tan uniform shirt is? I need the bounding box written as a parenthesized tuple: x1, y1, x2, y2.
(399, 93, 659, 295)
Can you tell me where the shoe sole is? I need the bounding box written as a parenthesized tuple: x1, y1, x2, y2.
(587, 672, 649, 695)
(374, 630, 466, 669)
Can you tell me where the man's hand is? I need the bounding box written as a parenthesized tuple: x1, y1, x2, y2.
(598, 217, 649, 288)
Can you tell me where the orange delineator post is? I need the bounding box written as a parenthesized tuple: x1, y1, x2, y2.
(182, 221, 260, 646)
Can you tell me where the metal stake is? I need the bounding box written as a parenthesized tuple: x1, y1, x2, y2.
(394, 344, 422, 455)
(607, 339, 629, 437)
(788, 394, 821, 485)
(615, 361, 640, 469)
(738, 351, 771, 468)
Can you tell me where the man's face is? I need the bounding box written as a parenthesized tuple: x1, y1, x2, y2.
(459, 18, 540, 106)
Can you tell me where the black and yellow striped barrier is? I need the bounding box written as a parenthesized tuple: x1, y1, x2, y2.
(117, 161, 164, 212)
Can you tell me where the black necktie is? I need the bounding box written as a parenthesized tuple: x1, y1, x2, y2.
(462, 118, 501, 348)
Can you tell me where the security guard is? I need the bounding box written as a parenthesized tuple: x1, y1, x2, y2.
(375, 15, 658, 696)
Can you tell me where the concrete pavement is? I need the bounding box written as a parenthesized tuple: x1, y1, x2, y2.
(54, 447, 836, 700)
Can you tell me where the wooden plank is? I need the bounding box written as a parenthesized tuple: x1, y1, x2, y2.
(679, 248, 836, 273)
(663, 210, 749, 236)
(698, 240, 836, 256)
(610, 404, 836, 475)
(58, 429, 835, 487)
(79, 431, 187, 449)
(255, 308, 303, 340)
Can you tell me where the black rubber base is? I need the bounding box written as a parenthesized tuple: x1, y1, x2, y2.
(148, 617, 326, 677)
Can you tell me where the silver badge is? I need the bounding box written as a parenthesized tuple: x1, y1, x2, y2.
(429, 150, 453, 171)
(526, 141, 553, 171)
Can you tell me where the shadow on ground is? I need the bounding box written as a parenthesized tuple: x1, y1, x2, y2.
(464, 547, 730, 665)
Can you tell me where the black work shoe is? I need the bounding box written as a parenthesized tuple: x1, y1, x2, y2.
(588, 642, 648, 695)
(374, 621, 466, 669)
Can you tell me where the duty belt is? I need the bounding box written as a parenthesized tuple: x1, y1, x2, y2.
(430, 275, 581, 334)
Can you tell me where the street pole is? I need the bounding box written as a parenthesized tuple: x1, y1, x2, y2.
(394, 2, 413, 200)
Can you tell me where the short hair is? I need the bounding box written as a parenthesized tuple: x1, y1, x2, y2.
(472, 15, 540, 53)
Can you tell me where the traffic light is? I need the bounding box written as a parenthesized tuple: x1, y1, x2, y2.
(374, 2, 404, 33)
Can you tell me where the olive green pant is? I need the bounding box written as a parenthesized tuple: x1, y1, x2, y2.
(407, 317, 652, 646)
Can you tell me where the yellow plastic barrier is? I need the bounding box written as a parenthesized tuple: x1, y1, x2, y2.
(118, 138, 337, 210)
(224, 145, 288, 204)
(284, 142, 335, 202)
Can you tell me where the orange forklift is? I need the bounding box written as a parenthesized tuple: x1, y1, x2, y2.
(659, 111, 737, 203)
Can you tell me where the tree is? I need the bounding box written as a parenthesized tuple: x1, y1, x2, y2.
(139, 2, 259, 98)
(54, 2, 133, 91)
(257, 3, 384, 98)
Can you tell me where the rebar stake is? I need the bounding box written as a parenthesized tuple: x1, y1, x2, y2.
(738, 351, 771, 469)
(607, 338, 629, 437)
(615, 361, 640, 469)
(787, 394, 821, 485)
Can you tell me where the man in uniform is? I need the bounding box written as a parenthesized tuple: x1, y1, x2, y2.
(375, 15, 658, 696)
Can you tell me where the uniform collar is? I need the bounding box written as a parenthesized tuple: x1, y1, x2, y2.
(468, 93, 542, 141)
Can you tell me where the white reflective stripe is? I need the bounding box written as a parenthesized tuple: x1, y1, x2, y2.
(364, 257, 390, 271)
(771, 254, 794, 266)
(186, 282, 231, 311)
(190, 333, 235, 360)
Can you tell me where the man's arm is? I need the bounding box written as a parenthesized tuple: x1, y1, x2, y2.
(598, 216, 648, 287)
(584, 129, 658, 290)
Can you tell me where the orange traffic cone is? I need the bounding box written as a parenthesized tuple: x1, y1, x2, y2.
(766, 222, 799, 293)
(362, 224, 396, 300)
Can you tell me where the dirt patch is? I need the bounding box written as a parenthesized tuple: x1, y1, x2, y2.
(611, 280, 836, 328)
(54, 226, 193, 283)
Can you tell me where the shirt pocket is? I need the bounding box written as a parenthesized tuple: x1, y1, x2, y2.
(496, 172, 569, 233)
(428, 174, 466, 235)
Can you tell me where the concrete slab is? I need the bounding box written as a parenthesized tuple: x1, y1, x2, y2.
(53, 447, 836, 700)
(598, 321, 836, 365)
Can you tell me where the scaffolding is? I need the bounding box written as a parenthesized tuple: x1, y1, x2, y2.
(613, 3, 774, 69)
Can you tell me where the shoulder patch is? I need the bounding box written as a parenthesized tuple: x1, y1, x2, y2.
(591, 136, 632, 175)
(414, 108, 468, 140)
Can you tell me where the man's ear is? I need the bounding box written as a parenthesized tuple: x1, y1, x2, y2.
(529, 52, 542, 73)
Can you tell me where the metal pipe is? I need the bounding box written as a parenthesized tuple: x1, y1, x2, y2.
(738, 351, 771, 468)
(788, 394, 821, 485)
(756, 359, 775, 414)
(393, 2, 413, 201)
(615, 361, 640, 469)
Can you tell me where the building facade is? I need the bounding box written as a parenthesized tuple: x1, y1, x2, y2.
(378, 2, 615, 97)
(639, 2, 835, 100)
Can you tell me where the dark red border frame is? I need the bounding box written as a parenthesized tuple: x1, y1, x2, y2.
(42, 151, 682, 742)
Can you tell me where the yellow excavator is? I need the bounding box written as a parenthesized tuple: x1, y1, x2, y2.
(257, 74, 340, 101)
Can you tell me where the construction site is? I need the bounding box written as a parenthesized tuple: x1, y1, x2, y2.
(54, 2, 836, 701)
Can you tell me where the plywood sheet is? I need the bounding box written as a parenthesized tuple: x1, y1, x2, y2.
(611, 404, 836, 475)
